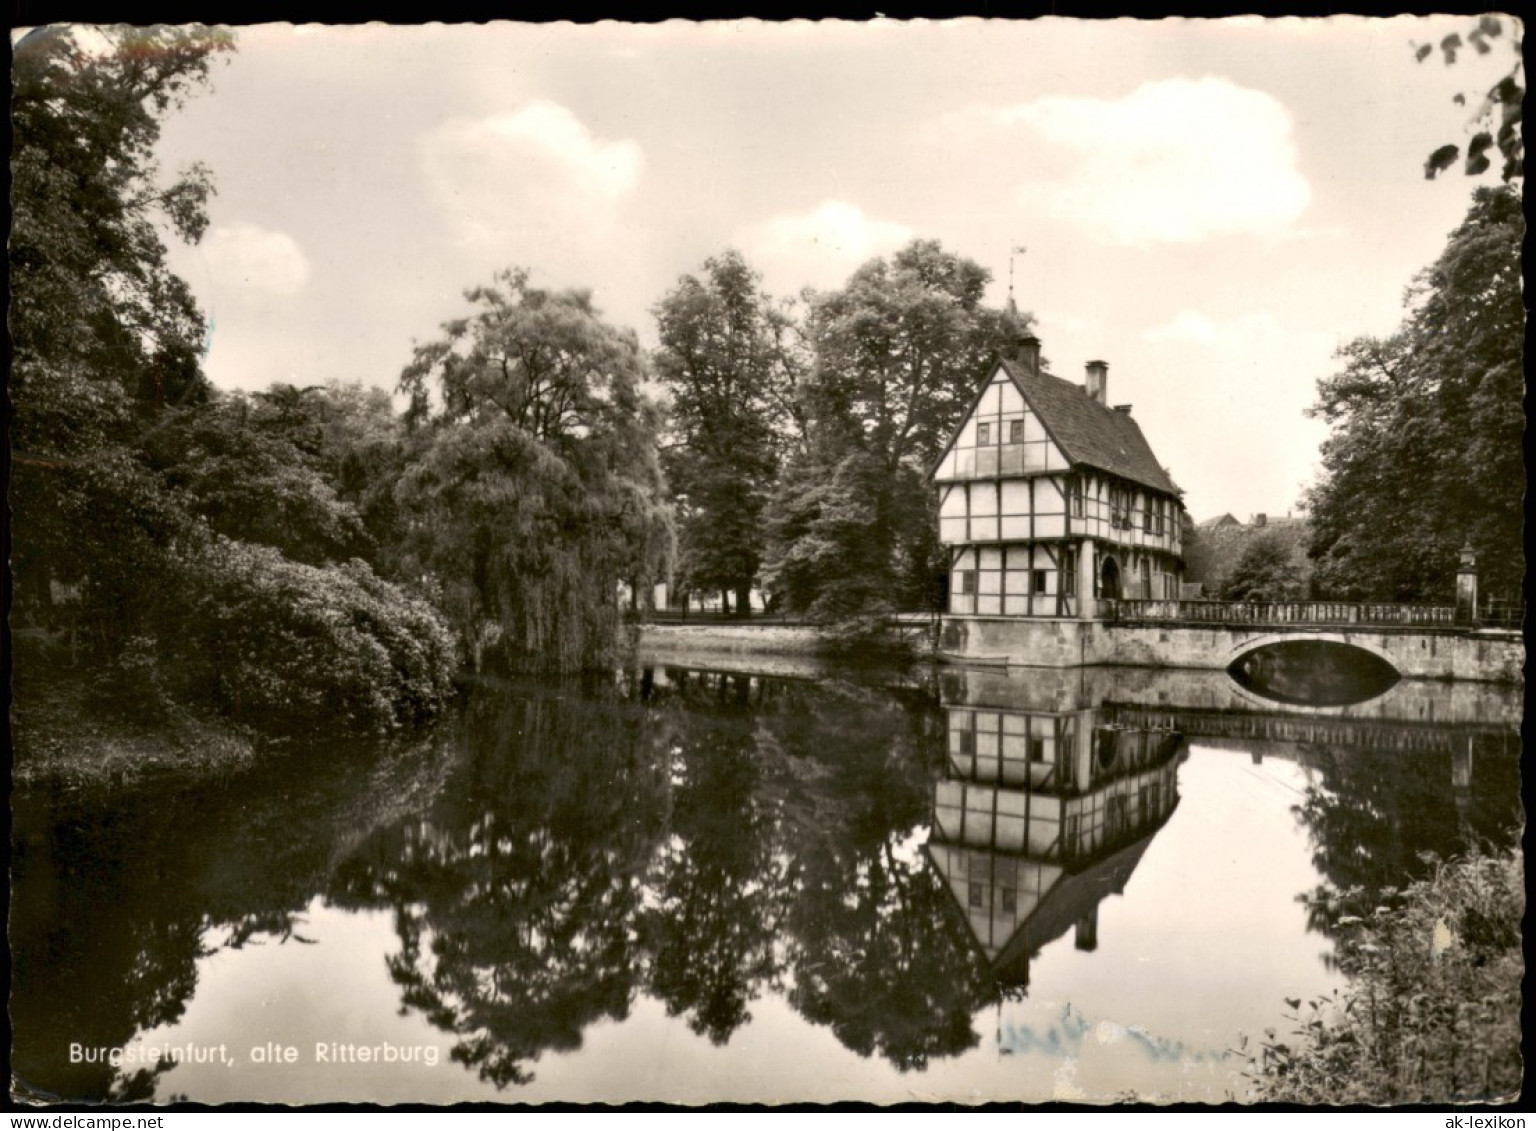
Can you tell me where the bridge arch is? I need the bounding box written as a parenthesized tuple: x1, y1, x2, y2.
(1224, 631, 1402, 673)
(1227, 634, 1404, 707)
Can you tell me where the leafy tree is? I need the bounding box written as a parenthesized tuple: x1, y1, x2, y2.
(1304, 187, 1524, 602)
(763, 240, 1029, 623)
(653, 252, 801, 616)
(9, 24, 233, 638)
(302, 382, 413, 554)
(396, 271, 674, 671)
(1417, 15, 1524, 182)
(1218, 533, 1308, 601)
(9, 27, 460, 746)
(141, 391, 371, 566)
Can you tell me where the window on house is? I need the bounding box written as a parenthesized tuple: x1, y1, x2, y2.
(976, 422, 991, 446)
(1028, 736, 1046, 762)
(1070, 480, 1084, 517)
(1008, 419, 1023, 443)
(958, 570, 976, 595)
(1001, 887, 1017, 915)
(969, 882, 985, 909)
(1143, 502, 1153, 532)
(1032, 569, 1048, 594)
(1109, 488, 1128, 528)
(1063, 550, 1077, 596)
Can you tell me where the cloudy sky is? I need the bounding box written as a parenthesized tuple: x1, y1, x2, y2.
(129, 17, 1509, 520)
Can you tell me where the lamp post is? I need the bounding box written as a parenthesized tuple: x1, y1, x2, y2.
(1455, 543, 1478, 627)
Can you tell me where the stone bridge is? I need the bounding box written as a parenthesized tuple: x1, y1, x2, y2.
(935, 599, 1525, 684)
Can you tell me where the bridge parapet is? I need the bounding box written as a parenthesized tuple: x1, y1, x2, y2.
(1107, 598, 1455, 628)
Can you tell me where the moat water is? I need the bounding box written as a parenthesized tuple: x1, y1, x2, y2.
(9, 655, 1522, 1104)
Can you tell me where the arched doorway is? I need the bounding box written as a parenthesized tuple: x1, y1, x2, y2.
(1099, 555, 1121, 600)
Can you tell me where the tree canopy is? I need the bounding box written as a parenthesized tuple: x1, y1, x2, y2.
(9, 27, 458, 740)
(1417, 15, 1524, 182)
(1218, 534, 1309, 602)
(652, 251, 800, 614)
(396, 271, 673, 670)
(1304, 186, 1524, 602)
(10, 25, 233, 628)
(763, 240, 1030, 624)
(10, 25, 233, 459)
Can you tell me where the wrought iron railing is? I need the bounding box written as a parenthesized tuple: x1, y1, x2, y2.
(1104, 598, 1457, 627)
(1480, 598, 1525, 630)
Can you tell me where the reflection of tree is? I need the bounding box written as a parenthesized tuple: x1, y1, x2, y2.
(10, 729, 455, 1103)
(1291, 735, 1522, 941)
(10, 801, 211, 1102)
(15, 664, 1053, 1099)
(787, 840, 999, 1071)
(635, 667, 1000, 1071)
(640, 693, 788, 1045)
(757, 678, 999, 1071)
(328, 682, 671, 1087)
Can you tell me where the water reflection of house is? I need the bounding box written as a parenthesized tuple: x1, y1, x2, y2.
(926, 699, 1184, 989)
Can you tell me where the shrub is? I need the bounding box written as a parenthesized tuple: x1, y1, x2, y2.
(1244, 845, 1524, 1104)
(162, 539, 458, 735)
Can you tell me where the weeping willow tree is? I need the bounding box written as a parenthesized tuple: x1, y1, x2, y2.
(396, 270, 673, 672)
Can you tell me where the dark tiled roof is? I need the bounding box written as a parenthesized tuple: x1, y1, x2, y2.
(999, 359, 1181, 496)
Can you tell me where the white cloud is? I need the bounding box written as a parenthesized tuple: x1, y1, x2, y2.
(738, 200, 914, 293)
(419, 101, 642, 251)
(201, 222, 311, 296)
(1143, 310, 1286, 350)
(948, 78, 1311, 245)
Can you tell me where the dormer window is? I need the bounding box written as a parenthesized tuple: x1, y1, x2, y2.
(976, 423, 991, 446)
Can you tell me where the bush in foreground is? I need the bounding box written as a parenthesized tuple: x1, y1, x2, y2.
(162, 539, 459, 736)
(1245, 845, 1523, 1104)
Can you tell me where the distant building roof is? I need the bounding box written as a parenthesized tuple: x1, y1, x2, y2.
(998, 358, 1181, 497)
(1183, 514, 1313, 590)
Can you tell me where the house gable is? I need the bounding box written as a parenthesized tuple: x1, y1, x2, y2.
(933, 363, 1070, 482)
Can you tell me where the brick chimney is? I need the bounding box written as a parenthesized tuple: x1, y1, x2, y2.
(1015, 334, 1042, 375)
(1085, 360, 1108, 404)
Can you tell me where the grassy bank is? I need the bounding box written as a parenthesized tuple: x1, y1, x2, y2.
(1244, 845, 1524, 1104)
(10, 661, 260, 792)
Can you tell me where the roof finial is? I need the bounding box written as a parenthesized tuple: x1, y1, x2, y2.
(1008, 244, 1026, 312)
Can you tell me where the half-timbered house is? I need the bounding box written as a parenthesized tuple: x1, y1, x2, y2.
(932, 336, 1185, 621)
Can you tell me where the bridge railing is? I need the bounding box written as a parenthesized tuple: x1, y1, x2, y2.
(1105, 598, 1457, 627)
(1481, 598, 1525, 630)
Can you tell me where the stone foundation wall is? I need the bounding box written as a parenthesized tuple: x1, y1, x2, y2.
(937, 616, 1524, 684)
